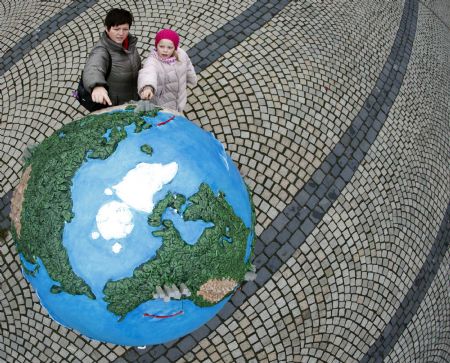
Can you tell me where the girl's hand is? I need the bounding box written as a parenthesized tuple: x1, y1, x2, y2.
(91, 86, 112, 106)
(140, 86, 154, 100)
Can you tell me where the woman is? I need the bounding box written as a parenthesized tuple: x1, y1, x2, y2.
(82, 8, 141, 107)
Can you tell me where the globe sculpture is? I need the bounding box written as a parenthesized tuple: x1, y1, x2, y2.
(10, 105, 255, 346)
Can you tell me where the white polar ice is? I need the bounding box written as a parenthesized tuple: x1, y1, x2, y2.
(96, 201, 134, 240)
(104, 188, 113, 195)
(91, 231, 100, 240)
(112, 242, 123, 254)
(112, 162, 178, 213)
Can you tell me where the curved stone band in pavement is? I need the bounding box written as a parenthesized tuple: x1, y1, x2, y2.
(187, 0, 290, 73)
(0, 0, 97, 77)
(361, 204, 449, 362)
(255, 0, 418, 278)
(0, 0, 449, 362)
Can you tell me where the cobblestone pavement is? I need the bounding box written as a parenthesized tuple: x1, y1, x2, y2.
(1, 0, 449, 362)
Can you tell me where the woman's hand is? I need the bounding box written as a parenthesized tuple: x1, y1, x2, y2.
(139, 86, 154, 100)
(91, 86, 112, 106)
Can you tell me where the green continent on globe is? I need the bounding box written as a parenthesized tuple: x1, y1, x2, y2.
(103, 183, 254, 320)
(140, 144, 153, 156)
(10, 109, 158, 299)
(147, 191, 186, 227)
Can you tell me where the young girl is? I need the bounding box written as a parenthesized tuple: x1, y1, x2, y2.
(138, 29, 197, 112)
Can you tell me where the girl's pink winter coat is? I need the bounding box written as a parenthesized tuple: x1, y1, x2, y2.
(137, 48, 197, 112)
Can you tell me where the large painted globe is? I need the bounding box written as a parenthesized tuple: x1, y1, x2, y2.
(10, 105, 255, 346)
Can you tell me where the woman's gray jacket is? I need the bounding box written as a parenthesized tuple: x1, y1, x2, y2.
(83, 32, 141, 106)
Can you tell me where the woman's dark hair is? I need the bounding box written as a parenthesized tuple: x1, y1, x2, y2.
(104, 9, 133, 29)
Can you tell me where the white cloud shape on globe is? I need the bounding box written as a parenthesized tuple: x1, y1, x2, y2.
(112, 242, 123, 254)
(96, 201, 134, 240)
(113, 162, 178, 213)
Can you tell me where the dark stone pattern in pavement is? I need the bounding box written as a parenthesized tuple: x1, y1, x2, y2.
(384, 250, 450, 363)
(0, 191, 12, 231)
(187, 0, 290, 73)
(254, 0, 418, 279)
(361, 204, 449, 363)
(0, 0, 98, 77)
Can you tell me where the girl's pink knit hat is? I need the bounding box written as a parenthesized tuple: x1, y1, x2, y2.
(155, 29, 180, 49)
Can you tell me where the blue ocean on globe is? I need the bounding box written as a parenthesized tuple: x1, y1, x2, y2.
(20, 110, 253, 346)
